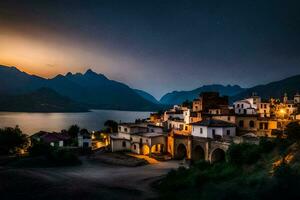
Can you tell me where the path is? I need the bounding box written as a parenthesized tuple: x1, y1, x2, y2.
(0, 157, 180, 200)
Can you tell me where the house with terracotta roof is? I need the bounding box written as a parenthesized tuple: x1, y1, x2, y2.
(31, 131, 70, 147)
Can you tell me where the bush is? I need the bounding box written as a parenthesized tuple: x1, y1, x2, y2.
(47, 149, 81, 166)
(259, 137, 275, 153)
(227, 143, 261, 165)
(0, 126, 28, 155)
(286, 121, 300, 141)
(28, 142, 53, 157)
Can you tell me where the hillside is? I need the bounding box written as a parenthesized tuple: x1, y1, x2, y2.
(157, 137, 300, 200)
(0, 87, 88, 112)
(134, 89, 160, 104)
(0, 65, 161, 111)
(231, 74, 300, 102)
(160, 84, 244, 105)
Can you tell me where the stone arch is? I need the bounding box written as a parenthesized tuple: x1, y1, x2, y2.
(210, 148, 226, 163)
(142, 144, 150, 155)
(176, 143, 187, 160)
(192, 145, 205, 161)
(151, 144, 164, 154)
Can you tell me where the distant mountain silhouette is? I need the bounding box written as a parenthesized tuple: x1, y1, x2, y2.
(0, 87, 88, 112)
(230, 75, 300, 102)
(0, 66, 46, 95)
(160, 84, 245, 105)
(0, 65, 161, 111)
(134, 89, 160, 104)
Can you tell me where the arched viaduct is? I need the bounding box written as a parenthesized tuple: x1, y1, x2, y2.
(172, 135, 231, 163)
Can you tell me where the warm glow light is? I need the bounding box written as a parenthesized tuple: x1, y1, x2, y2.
(279, 109, 286, 114)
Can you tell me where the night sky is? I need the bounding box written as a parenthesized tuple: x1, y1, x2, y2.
(1, 0, 300, 98)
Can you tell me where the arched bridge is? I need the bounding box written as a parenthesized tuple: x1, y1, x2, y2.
(173, 135, 231, 163)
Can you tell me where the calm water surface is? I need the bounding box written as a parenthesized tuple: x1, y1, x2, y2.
(0, 110, 150, 135)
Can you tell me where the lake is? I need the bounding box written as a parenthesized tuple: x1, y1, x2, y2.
(0, 110, 151, 135)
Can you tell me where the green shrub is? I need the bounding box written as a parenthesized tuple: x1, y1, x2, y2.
(47, 148, 81, 166)
(259, 137, 275, 153)
(227, 143, 261, 165)
(28, 142, 53, 157)
(0, 126, 28, 155)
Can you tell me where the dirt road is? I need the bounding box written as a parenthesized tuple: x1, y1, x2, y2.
(0, 157, 180, 200)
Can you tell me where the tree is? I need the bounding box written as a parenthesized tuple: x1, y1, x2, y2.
(227, 143, 261, 165)
(0, 126, 28, 155)
(285, 121, 300, 141)
(68, 125, 80, 138)
(104, 120, 118, 133)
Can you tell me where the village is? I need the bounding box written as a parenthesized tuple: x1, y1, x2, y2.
(30, 91, 300, 164)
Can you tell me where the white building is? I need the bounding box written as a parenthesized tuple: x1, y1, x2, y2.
(191, 119, 236, 139)
(257, 102, 271, 118)
(110, 123, 166, 156)
(78, 135, 92, 148)
(163, 105, 188, 121)
(233, 99, 258, 115)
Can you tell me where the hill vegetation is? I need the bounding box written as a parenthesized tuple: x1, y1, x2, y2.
(157, 122, 300, 200)
(0, 87, 88, 112)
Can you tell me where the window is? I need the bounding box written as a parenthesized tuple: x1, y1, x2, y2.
(118, 127, 121, 131)
(249, 120, 255, 128)
(130, 137, 132, 141)
(264, 123, 269, 130)
(227, 116, 231, 121)
(226, 130, 230, 136)
(133, 144, 136, 150)
(261, 104, 263, 109)
(140, 138, 142, 143)
(244, 109, 247, 114)
(124, 128, 128, 132)
(239, 120, 244, 128)
(259, 123, 264, 129)
(237, 104, 240, 108)
(264, 104, 267, 109)
(212, 129, 216, 137)
(122, 141, 126, 147)
(200, 128, 203, 134)
(185, 126, 188, 131)
(179, 124, 184, 130)
(241, 104, 244, 108)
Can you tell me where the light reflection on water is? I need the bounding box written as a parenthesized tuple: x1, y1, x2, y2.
(0, 110, 150, 135)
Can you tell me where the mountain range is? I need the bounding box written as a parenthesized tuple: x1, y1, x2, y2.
(1, 65, 300, 112)
(159, 84, 245, 105)
(230, 74, 300, 102)
(0, 87, 88, 112)
(0, 65, 161, 111)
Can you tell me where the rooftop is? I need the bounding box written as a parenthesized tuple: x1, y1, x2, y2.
(191, 119, 236, 127)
